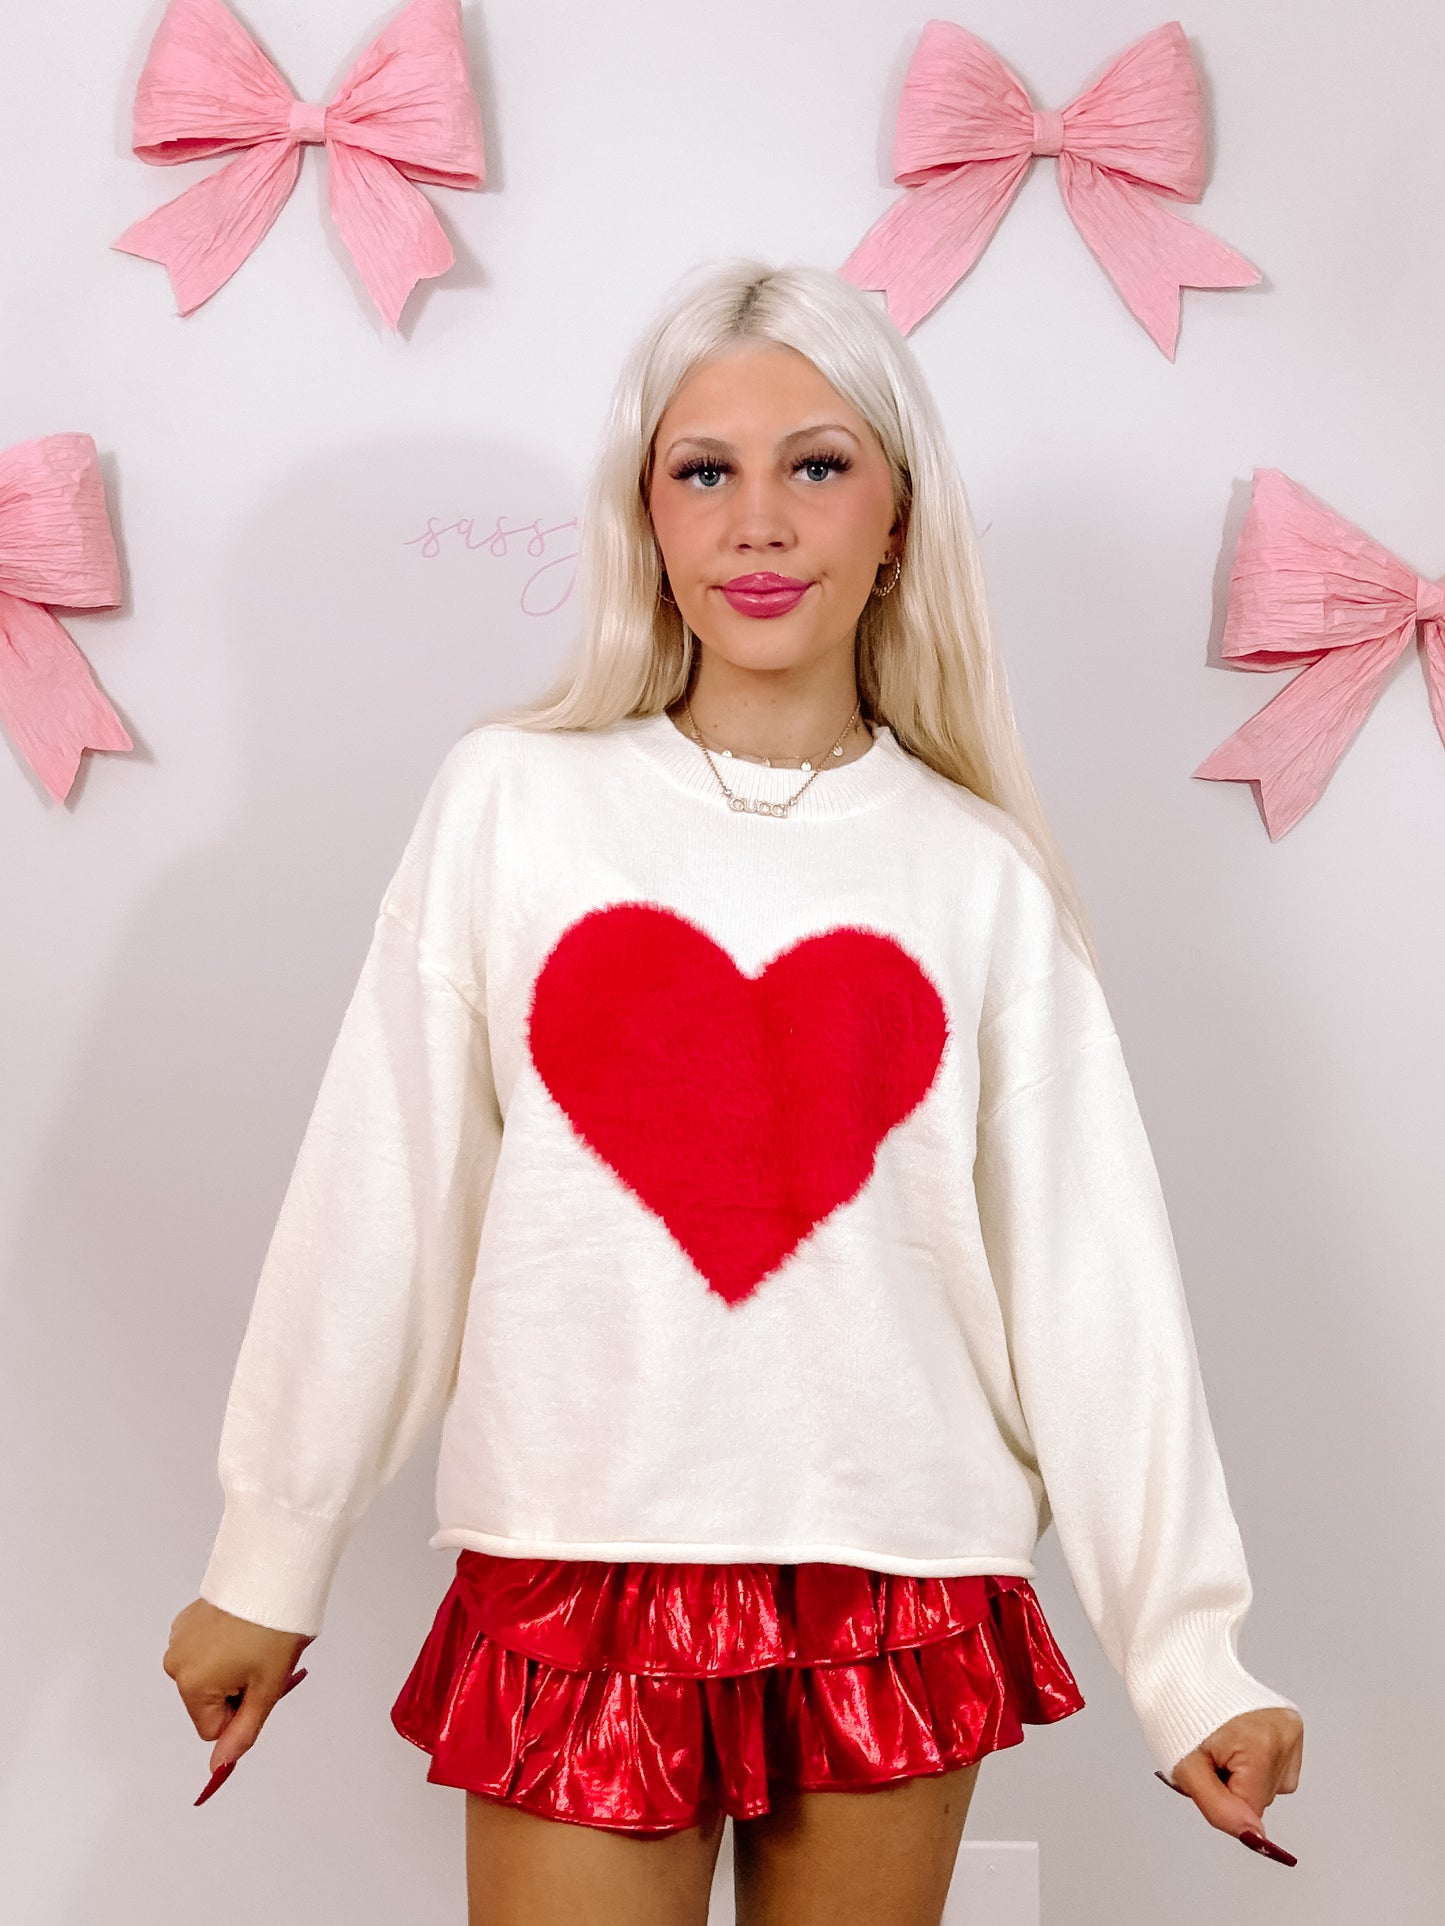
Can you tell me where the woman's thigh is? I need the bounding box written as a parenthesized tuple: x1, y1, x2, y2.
(465, 1790, 727, 1926)
(732, 1761, 983, 1926)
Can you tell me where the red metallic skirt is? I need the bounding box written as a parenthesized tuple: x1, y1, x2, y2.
(390, 1551, 1085, 1835)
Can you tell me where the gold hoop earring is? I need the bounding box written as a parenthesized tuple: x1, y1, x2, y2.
(658, 570, 677, 607)
(871, 554, 902, 599)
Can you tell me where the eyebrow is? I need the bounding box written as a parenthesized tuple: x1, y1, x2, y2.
(660, 422, 862, 461)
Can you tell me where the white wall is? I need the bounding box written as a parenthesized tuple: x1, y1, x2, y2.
(2, 0, 1440, 1920)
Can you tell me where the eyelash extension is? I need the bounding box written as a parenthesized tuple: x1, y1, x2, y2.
(793, 450, 853, 478)
(668, 450, 854, 483)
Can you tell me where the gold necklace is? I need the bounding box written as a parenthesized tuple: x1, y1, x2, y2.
(681, 693, 864, 818)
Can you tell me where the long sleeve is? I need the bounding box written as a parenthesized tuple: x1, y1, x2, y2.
(971, 856, 1300, 1777)
(198, 740, 504, 1636)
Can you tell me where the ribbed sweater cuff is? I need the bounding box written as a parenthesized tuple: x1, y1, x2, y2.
(1127, 1607, 1301, 1778)
(198, 1486, 355, 1638)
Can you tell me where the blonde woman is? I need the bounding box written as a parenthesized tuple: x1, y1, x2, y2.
(164, 259, 1304, 1925)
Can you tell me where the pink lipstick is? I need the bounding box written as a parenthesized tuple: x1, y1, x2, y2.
(718, 572, 812, 618)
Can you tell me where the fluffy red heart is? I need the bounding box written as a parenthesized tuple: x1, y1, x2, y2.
(527, 902, 949, 1304)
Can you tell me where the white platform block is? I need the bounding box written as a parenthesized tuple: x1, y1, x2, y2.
(707, 1823, 1040, 1924)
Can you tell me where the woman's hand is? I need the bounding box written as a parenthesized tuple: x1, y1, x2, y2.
(1161, 1706, 1304, 1864)
(164, 1596, 315, 1777)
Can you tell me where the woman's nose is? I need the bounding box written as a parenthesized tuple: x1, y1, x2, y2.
(725, 474, 794, 548)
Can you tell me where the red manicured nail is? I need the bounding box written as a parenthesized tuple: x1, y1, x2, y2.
(194, 1671, 305, 1805)
(195, 1759, 236, 1806)
(1154, 1770, 1189, 1798)
(1239, 1829, 1298, 1867)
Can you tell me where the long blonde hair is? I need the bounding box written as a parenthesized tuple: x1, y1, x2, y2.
(483, 257, 1100, 974)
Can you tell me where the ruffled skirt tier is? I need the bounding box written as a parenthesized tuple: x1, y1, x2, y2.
(391, 1551, 1085, 1834)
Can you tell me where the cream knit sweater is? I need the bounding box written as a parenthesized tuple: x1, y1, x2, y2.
(199, 710, 1298, 1776)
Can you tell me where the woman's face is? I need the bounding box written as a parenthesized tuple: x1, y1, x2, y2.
(645, 342, 903, 674)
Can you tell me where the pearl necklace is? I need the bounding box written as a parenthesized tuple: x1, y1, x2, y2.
(680, 693, 864, 818)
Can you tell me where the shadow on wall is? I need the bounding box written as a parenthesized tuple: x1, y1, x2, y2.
(0, 434, 578, 1923)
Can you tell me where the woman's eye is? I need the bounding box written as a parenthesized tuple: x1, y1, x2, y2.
(796, 453, 852, 482)
(671, 460, 728, 488)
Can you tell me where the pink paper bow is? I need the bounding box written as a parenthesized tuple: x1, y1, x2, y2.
(840, 19, 1259, 357)
(1194, 469, 1445, 839)
(0, 435, 129, 803)
(113, 0, 486, 329)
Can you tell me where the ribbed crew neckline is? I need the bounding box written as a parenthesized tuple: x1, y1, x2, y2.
(619, 709, 916, 820)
